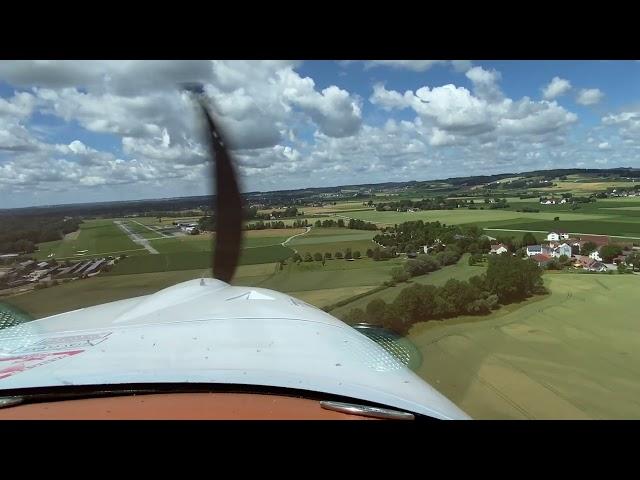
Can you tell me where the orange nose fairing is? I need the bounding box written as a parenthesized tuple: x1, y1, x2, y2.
(0, 392, 377, 420)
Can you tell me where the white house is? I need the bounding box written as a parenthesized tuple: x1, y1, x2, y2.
(552, 243, 572, 259)
(490, 244, 508, 255)
(589, 250, 603, 262)
(546, 231, 569, 241)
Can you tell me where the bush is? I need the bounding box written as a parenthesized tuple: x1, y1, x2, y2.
(324, 252, 332, 260)
(343, 308, 366, 323)
(366, 248, 374, 258)
(313, 252, 323, 261)
(353, 250, 361, 259)
(335, 251, 343, 259)
(391, 267, 410, 284)
(304, 252, 313, 262)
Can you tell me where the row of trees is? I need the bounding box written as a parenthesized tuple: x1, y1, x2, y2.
(347, 219, 378, 230)
(199, 216, 310, 232)
(375, 197, 467, 212)
(292, 249, 362, 263)
(314, 219, 344, 228)
(343, 254, 544, 334)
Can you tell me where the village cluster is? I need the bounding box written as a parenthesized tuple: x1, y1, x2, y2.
(489, 230, 637, 272)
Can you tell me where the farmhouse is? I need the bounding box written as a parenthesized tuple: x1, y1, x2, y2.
(552, 243, 572, 259)
(586, 259, 608, 272)
(589, 250, 603, 262)
(546, 230, 569, 241)
(489, 243, 508, 255)
(527, 242, 572, 259)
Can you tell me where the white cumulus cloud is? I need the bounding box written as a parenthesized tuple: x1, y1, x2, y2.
(542, 77, 572, 100)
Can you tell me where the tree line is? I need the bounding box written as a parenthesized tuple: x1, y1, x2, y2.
(198, 216, 310, 232)
(343, 254, 544, 334)
(0, 216, 82, 254)
(292, 248, 362, 263)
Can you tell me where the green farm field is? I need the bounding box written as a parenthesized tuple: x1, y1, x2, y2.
(532, 180, 638, 194)
(287, 227, 378, 257)
(409, 273, 640, 419)
(343, 208, 610, 227)
(5, 263, 279, 319)
(108, 244, 293, 275)
(258, 256, 404, 293)
(35, 219, 145, 260)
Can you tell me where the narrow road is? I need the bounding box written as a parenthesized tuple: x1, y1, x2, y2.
(282, 226, 311, 246)
(241, 226, 312, 252)
(281, 226, 311, 255)
(114, 220, 159, 254)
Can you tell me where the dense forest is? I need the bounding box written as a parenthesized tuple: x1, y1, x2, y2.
(0, 216, 82, 254)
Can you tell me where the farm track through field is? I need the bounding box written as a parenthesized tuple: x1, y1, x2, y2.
(241, 226, 312, 252)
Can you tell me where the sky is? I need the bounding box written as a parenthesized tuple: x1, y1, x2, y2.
(0, 60, 639, 208)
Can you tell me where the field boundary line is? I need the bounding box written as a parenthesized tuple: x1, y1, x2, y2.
(485, 228, 640, 240)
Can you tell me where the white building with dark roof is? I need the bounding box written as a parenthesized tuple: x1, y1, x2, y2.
(490, 244, 508, 255)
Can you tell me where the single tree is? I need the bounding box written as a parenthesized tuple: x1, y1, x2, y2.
(522, 232, 538, 246)
(600, 244, 623, 263)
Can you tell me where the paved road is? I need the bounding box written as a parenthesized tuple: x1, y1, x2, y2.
(115, 220, 159, 254)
